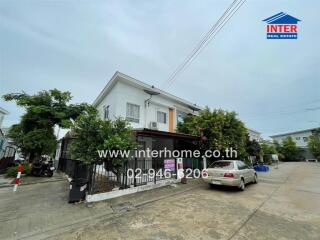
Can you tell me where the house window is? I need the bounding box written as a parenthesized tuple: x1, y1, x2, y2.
(103, 105, 109, 120)
(295, 137, 300, 140)
(126, 103, 140, 123)
(177, 110, 187, 124)
(157, 111, 167, 124)
(303, 137, 308, 142)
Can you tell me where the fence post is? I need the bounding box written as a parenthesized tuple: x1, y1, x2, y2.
(89, 164, 96, 195)
(134, 157, 137, 187)
(175, 159, 178, 179)
(154, 159, 157, 184)
(122, 161, 127, 189)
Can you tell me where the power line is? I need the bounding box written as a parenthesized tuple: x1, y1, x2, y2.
(163, 0, 245, 89)
(162, 0, 239, 88)
(162, 0, 246, 89)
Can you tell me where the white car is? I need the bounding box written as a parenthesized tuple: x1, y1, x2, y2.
(203, 160, 258, 191)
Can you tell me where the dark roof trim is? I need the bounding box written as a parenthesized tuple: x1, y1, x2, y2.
(133, 128, 200, 140)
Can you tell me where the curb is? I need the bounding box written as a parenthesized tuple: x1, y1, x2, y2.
(0, 178, 65, 189)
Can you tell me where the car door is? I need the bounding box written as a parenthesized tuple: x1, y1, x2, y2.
(237, 161, 250, 183)
(242, 163, 254, 183)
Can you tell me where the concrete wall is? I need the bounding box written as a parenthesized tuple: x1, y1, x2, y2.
(86, 179, 179, 203)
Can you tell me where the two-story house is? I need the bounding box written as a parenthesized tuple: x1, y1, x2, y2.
(91, 71, 204, 171)
(93, 71, 203, 132)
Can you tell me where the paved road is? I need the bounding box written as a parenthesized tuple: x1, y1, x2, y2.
(0, 162, 319, 240)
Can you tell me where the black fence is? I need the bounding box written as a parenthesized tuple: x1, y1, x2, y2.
(58, 158, 91, 180)
(89, 159, 178, 194)
(58, 157, 203, 195)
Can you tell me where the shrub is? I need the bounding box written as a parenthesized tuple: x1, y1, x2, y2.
(6, 163, 31, 177)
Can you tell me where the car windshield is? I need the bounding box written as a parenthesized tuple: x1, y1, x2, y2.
(209, 161, 234, 170)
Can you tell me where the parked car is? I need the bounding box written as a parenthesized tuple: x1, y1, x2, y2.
(203, 160, 258, 191)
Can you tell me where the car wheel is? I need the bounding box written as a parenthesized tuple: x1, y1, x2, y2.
(239, 179, 245, 191)
(253, 174, 258, 184)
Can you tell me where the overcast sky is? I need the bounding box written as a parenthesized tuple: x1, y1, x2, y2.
(0, 0, 319, 139)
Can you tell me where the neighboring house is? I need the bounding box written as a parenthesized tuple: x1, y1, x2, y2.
(247, 128, 262, 142)
(0, 107, 9, 159)
(93, 71, 203, 132)
(0, 107, 9, 129)
(0, 108, 17, 171)
(270, 128, 319, 160)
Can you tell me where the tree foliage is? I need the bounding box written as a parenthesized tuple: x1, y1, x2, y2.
(260, 140, 277, 155)
(308, 128, 320, 160)
(3, 89, 90, 161)
(177, 107, 248, 159)
(245, 138, 262, 157)
(277, 137, 302, 161)
(71, 110, 136, 176)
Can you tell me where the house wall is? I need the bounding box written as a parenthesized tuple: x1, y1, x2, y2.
(248, 130, 261, 142)
(96, 80, 197, 132)
(96, 82, 119, 121)
(0, 114, 4, 128)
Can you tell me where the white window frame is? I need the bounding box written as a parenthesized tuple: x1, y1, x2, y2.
(157, 111, 167, 124)
(126, 103, 140, 123)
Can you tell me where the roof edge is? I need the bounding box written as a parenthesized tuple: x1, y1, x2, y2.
(93, 71, 204, 111)
(270, 127, 319, 138)
(0, 107, 9, 115)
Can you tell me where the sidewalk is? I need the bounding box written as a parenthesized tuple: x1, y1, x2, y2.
(0, 174, 14, 188)
(0, 177, 204, 240)
(0, 173, 65, 189)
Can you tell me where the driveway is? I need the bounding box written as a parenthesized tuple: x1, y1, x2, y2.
(0, 162, 320, 240)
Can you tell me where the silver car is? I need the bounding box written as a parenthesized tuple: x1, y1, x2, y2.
(203, 160, 258, 191)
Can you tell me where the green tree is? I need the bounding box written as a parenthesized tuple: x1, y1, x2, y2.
(3, 89, 90, 161)
(177, 107, 247, 159)
(261, 140, 277, 155)
(260, 140, 278, 164)
(308, 129, 320, 160)
(279, 136, 301, 161)
(71, 110, 136, 178)
(246, 137, 262, 157)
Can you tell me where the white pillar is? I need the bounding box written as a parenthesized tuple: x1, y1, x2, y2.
(202, 156, 207, 169)
(176, 158, 184, 179)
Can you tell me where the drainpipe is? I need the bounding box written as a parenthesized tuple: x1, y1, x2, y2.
(144, 95, 152, 128)
(143, 89, 160, 129)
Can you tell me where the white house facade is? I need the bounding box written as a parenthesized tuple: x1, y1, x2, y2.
(247, 128, 262, 142)
(270, 128, 319, 160)
(270, 128, 317, 148)
(93, 72, 203, 132)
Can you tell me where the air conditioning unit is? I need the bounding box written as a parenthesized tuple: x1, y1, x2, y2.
(149, 121, 158, 130)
